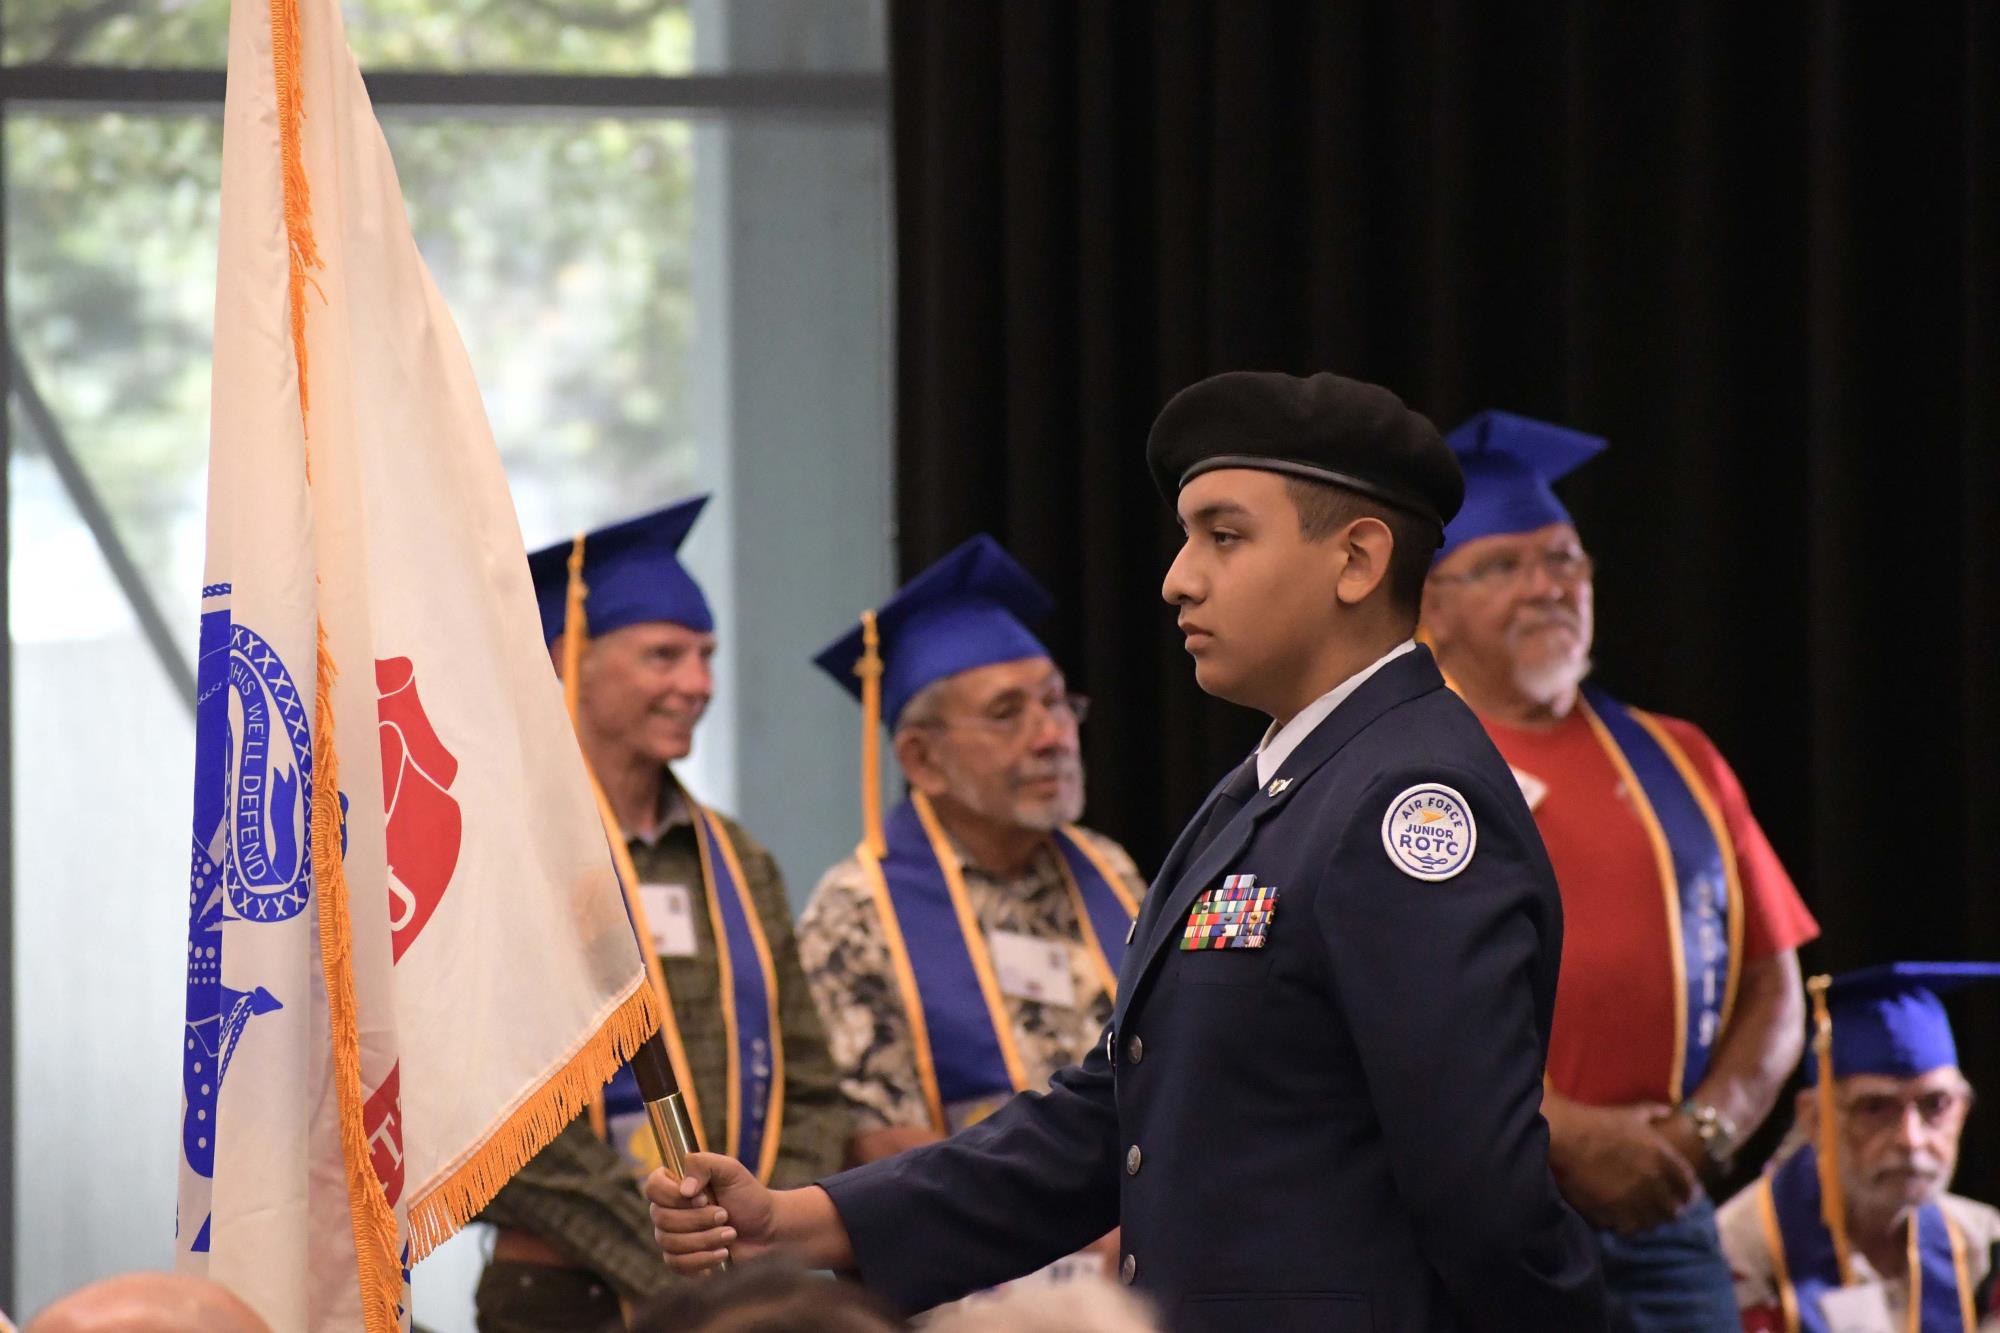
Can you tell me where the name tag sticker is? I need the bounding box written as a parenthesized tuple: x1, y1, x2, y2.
(989, 930, 1077, 1008)
(1818, 1283, 1896, 1333)
(639, 882, 699, 958)
(1510, 765, 1549, 812)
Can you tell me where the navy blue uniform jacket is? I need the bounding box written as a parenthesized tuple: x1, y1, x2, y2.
(822, 646, 1606, 1331)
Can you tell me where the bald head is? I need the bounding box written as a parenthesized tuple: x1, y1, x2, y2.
(27, 1273, 268, 1333)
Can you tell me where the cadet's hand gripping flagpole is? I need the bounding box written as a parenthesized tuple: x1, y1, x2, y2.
(561, 534, 729, 1269)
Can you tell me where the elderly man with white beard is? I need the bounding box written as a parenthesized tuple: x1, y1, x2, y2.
(1717, 963, 2000, 1331)
(796, 536, 1144, 1282)
(1420, 412, 1820, 1333)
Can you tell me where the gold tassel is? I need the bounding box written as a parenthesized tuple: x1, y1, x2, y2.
(268, 0, 324, 439)
(561, 534, 588, 738)
(310, 623, 403, 1333)
(276, 0, 393, 1313)
(556, 535, 613, 1143)
(1808, 974, 1856, 1283)
(856, 610, 886, 858)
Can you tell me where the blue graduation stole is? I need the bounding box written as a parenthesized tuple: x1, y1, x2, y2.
(1578, 687, 1744, 1100)
(860, 792, 1138, 1131)
(604, 793, 784, 1182)
(1760, 1145, 1976, 1331)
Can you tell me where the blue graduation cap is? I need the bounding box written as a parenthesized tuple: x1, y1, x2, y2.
(526, 495, 714, 646)
(813, 534, 1055, 728)
(813, 535, 1055, 855)
(1438, 410, 1606, 558)
(1805, 961, 2000, 1085)
(1800, 962, 2000, 1252)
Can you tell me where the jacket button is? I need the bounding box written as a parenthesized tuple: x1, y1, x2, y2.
(1125, 1144, 1142, 1175)
(1120, 1253, 1137, 1285)
(1126, 1034, 1144, 1064)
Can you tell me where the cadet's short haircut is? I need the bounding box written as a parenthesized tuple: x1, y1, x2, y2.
(1284, 475, 1437, 617)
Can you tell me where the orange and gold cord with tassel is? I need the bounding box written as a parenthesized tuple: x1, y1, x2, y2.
(311, 633, 405, 1333)
(559, 535, 707, 1153)
(271, 0, 400, 1323)
(1807, 974, 1856, 1284)
(856, 610, 886, 858)
(269, 0, 323, 432)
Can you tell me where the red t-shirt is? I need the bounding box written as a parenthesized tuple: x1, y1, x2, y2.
(1479, 706, 1820, 1107)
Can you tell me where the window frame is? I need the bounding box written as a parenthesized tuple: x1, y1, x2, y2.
(0, 41, 885, 1313)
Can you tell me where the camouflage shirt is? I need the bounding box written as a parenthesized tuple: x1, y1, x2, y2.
(478, 781, 848, 1302)
(797, 825, 1146, 1136)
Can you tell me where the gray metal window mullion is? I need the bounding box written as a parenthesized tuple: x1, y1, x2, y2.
(0, 54, 886, 1306)
(0, 66, 885, 118)
(0, 92, 14, 1323)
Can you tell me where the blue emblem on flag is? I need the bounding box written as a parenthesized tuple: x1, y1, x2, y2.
(220, 617, 316, 923)
(182, 586, 311, 1251)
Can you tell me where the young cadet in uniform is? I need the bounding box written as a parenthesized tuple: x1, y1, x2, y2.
(798, 536, 1146, 1276)
(644, 373, 1606, 1332)
(1717, 964, 2000, 1333)
(473, 497, 847, 1332)
(1421, 413, 1819, 1330)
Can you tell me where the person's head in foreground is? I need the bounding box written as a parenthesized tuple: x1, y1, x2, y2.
(1147, 370, 1461, 720)
(626, 1260, 901, 1333)
(922, 1279, 1160, 1333)
(1420, 411, 1603, 720)
(25, 1273, 269, 1333)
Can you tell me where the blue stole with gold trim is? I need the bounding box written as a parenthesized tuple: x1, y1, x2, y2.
(864, 794, 1136, 1130)
(604, 798, 783, 1181)
(1765, 1145, 1973, 1331)
(1579, 687, 1742, 1099)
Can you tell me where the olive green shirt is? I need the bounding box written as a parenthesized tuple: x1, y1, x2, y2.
(477, 782, 847, 1302)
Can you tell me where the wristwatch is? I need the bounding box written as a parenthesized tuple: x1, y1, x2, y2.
(1674, 1099, 1739, 1172)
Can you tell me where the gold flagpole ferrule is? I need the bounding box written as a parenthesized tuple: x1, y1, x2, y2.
(645, 1091, 730, 1271)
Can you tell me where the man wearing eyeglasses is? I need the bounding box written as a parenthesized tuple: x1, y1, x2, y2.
(648, 376, 1606, 1330)
(1716, 963, 2000, 1331)
(1420, 411, 1820, 1332)
(797, 538, 1144, 1234)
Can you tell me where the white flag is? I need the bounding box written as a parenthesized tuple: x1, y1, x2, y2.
(176, 0, 658, 1326)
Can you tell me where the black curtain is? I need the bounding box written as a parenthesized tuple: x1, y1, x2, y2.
(889, 2, 1998, 1198)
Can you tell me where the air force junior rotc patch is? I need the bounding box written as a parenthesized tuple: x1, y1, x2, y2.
(1182, 874, 1277, 949)
(1382, 783, 1477, 881)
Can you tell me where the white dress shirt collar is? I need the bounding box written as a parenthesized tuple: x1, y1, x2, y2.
(1254, 640, 1418, 787)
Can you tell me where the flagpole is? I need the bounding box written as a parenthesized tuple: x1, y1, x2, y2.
(629, 1037, 729, 1268)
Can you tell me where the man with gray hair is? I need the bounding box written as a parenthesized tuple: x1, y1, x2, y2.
(799, 535, 1145, 1187)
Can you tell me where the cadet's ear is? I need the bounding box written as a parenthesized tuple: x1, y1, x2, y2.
(893, 724, 951, 798)
(1333, 516, 1394, 607)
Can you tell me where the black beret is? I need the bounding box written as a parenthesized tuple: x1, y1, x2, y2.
(1145, 371, 1464, 532)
